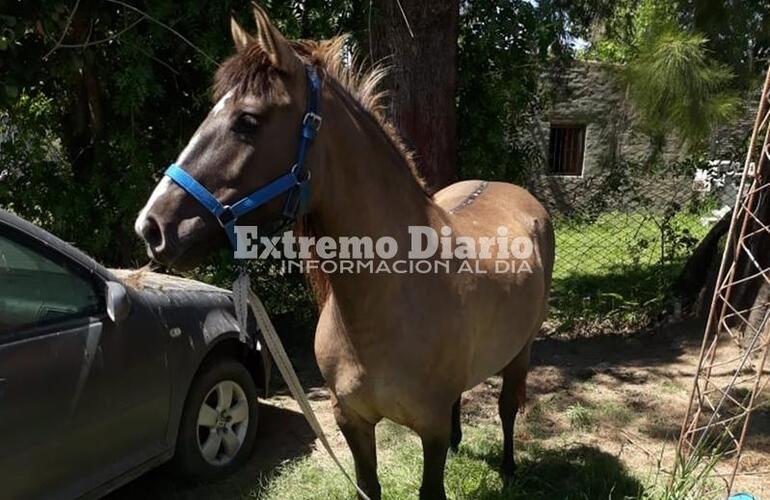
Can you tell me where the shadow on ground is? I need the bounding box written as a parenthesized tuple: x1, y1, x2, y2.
(534, 317, 704, 371)
(459, 444, 644, 500)
(109, 318, 716, 499)
(106, 403, 314, 500)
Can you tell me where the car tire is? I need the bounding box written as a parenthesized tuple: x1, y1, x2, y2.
(172, 358, 259, 480)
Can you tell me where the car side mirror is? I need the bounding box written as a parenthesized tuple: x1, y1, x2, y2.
(106, 281, 131, 323)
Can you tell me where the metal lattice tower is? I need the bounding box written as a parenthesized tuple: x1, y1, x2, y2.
(677, 66, 770, 495)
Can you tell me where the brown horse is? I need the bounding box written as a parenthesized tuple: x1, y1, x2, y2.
(134, 6, 554, 499)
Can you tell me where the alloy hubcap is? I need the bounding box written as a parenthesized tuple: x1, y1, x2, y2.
(196, 380, 250, 466)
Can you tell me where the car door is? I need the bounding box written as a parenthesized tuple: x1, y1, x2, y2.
(0, 226, 168, 499)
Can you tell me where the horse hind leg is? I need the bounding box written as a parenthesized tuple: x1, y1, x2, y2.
(498, 341, 532, 479)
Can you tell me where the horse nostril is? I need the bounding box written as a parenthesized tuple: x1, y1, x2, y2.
(141, 215, 164, 252)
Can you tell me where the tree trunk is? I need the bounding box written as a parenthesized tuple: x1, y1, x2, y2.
(369, 0, 459, 194)
(672, 209, 731, 313)
(729, 189, 770, 326)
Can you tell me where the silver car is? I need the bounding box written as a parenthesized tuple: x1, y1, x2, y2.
(0, 209, 270, 499)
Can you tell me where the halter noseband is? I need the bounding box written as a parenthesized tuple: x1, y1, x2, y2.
(164, 65, 322, 248)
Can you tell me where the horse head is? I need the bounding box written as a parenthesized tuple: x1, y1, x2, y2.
(135, 4, 321, 267)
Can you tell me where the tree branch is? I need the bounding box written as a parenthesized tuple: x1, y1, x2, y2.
(105, 0, 218, 66)
(59, 16, 146, 49)
(42, 0, 81, 60)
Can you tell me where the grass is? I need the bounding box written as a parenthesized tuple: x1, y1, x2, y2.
(553, 210, 710, 281)
(549, 209, 713, 334)
(522, 397, 557, 439)
(252, 420, 733, 500)
(254, 421, 645, 500)
(599, 402, 634, 427)
(563, 400, 633, 432)
(566, 403, 596, 431)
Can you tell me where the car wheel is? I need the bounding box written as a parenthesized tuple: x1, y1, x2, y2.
(172, 359, 259, 479)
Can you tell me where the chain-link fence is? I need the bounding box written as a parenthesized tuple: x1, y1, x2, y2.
(526, 161, 741, 335)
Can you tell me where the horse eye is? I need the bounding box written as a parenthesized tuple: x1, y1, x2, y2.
(233, 113, 259, 134)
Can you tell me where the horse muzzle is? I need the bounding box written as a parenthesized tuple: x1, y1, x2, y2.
(135, 191, 220, 268)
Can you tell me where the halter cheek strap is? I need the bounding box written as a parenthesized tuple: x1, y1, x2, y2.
(164, 65, 322, 248)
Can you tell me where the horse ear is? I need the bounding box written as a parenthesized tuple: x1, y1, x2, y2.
(251, 2, 296, 71)
(230, 17, 253, 52)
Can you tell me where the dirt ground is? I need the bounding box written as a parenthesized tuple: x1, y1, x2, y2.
(108, 318, 769, 499)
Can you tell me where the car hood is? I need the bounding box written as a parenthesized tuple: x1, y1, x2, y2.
(111, 269, 245, 347)
(110, 269, 230, 295)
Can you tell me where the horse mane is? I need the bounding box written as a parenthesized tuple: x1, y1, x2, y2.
(292, 36, 425, 182)
(214, 35, 428, 308)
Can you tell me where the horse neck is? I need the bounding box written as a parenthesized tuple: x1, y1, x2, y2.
(313, 82, 442, 243)
(308, 82, 448, 308)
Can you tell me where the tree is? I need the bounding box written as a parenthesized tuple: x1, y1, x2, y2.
(624, 24, 739, 148)
(682, 0, 770, 81)
(579, 0, 770, 83)
(0, 0, 353, 267)
(456, 0, 547, 183)
(369, 0, 459, 194)
(578, 0, 739, 148)
(1, 0, 575, 267)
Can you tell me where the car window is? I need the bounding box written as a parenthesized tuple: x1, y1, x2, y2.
(0, 233, 102, 334)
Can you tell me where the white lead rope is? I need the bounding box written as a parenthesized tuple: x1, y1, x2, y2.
(232, 273, 371, 500)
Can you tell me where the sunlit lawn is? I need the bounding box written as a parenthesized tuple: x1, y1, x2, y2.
(553, 210, 710, 281)
(549, 210, 712, 331)
(252, 421, 644, 500)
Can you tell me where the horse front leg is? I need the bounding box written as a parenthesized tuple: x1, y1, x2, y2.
(331, 396, 381, 500)
(417, 409, 452, 500)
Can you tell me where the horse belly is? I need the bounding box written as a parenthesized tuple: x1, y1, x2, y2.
(465, 332, 530, 389)
(462, 278, 545, 390)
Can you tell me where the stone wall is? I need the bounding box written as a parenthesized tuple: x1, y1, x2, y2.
(524, 61, 689, 216)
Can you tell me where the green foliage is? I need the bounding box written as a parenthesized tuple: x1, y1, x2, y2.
(566, 403, 595, 430)
(587, 0, 679, 64)
(624, 24, 739, 146)
(582, 0, 770, 83)
(0, 1, 354, 269)
(0, 92, 86, 238)
(680, 0, 770, 82)
(457, 0, 568, 183)
(580, 0, 740, 147)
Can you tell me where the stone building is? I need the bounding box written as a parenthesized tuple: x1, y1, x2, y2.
(523, 60, 693, 216)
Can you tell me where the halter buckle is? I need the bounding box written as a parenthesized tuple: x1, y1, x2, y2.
(290, 163, 312, 183)
(217, 205, 235, 226)
(303, 112, 323, 131)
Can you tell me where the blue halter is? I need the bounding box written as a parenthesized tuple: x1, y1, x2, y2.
(164, 66, 322, 248)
